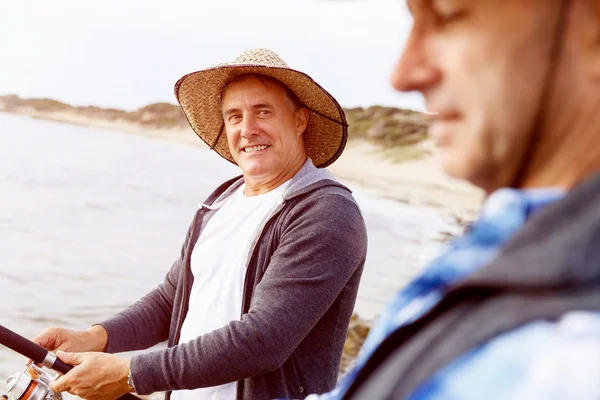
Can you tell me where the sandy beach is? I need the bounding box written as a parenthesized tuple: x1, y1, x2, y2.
(0, 102, 484, 222)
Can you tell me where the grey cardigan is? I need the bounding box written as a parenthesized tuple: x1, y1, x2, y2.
(100, 160, 368, 399)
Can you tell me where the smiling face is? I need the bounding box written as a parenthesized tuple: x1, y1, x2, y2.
(221, 75, 309, 192)
(391, 0, 563, 192)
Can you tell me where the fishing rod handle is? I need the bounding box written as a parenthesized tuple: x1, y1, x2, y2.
(0, 325, 49, 366)
(0, 325, 139, 400)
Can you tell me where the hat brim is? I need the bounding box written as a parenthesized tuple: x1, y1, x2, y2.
(174, 65, 348, 168)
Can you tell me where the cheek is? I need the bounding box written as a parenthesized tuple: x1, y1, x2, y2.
(441, 44, 537, 152)
(282, 131, 303, 154)
(225, 129, 239, 151)
(266, 124, 290, 147)
(441, 128, 485, 176)
(443, 108, 530, 187)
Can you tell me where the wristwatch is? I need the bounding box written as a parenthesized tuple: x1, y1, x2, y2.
(127, 370, 137, 393)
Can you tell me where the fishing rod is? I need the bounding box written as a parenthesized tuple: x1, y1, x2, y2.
(0, 325, 139, 400)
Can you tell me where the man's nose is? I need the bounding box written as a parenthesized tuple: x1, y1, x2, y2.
(390, 29, 441, 93)
(240, 115, 259, 138)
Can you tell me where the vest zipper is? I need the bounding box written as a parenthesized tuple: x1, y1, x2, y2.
(173, 207, 204, 346)
(240, 201, 286, 318)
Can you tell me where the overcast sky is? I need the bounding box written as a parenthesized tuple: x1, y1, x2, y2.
(0, 0, 423, 111)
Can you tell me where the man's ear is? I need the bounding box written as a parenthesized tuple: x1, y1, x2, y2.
(296, 108, 309, 136)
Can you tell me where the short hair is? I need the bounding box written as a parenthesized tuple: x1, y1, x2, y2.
(221, 73, 305, 112)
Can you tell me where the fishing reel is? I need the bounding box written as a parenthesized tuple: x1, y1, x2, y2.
(2, 364, 62, 400)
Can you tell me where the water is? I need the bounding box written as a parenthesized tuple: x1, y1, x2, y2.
(0, 113, 455, 389)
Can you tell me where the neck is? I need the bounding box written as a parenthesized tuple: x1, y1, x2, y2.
(518, 8, 600, 191)
(519, 90, 600, 191)
(243, 156, 307, 196)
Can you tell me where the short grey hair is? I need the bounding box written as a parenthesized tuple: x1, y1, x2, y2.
(221, 73, 305, 112)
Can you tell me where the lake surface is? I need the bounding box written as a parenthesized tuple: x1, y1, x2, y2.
(0, 113, 456, 391)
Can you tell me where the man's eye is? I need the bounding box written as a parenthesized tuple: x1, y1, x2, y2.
(258, 110, 271, 116)
(228, 115, 241, 123)
(438, 8, 468, 23)
(432, 1, 469, 24)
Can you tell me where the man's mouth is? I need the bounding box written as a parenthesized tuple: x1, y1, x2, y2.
(427, 112, 461, 147)
(426, 111, 460, 122)
(242, 145, 270, 153)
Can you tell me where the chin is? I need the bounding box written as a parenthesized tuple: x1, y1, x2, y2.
(241, 166, 265, 177)
(442, 155, 497, 193)
(439, 149, 461, 177)
(240, 161, 271, 178)
(439, 151, 474, 182)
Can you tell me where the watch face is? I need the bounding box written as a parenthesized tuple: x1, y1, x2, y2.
(128, 372, 136, 392)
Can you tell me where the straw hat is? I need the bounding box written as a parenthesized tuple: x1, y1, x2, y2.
(174, 48, 348, 168)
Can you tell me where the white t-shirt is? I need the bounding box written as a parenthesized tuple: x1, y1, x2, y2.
(172, 181, 289, 400)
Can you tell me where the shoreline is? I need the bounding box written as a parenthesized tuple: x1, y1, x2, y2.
(1, 106, 483, 222)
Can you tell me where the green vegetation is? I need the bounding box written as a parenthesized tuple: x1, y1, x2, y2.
(345, 106, 428, 145)
(0, 95, 71, 112)
(0, 95, 430, 162)
(345, 106, 429, 162)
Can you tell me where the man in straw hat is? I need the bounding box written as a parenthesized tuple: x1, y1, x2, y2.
(33, 48, 367, 400)
(303, 1, 600, 399)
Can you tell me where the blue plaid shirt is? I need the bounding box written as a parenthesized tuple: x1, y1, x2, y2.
(309, 187, 600, 400)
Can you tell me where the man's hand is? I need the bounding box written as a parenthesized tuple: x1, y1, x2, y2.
(33, 325, 108, 354)
(50, 351, 133, 400)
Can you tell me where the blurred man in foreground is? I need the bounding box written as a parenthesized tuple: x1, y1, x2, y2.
(310, 0, 600, 399)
